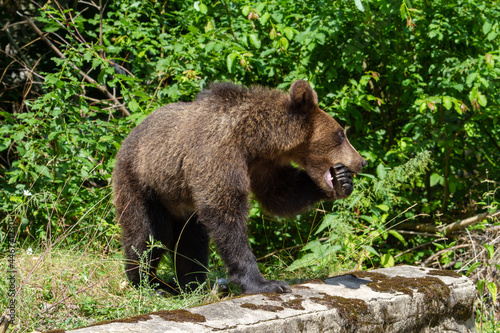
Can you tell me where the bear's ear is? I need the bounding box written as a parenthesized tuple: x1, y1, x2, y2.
(289, 80, 318, 113)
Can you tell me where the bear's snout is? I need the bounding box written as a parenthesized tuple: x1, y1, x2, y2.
(361, 158, 368, 169)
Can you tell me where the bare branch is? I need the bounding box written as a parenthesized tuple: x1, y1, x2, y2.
(422, 244, 472, 266)
(394, 238, 447, 259)
(397, 210, 499, 234)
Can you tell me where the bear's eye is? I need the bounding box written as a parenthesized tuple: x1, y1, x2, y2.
(338, 130, 345, 140)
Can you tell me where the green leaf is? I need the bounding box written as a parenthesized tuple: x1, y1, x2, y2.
(187, 25, 199, 34)
(194, 1, 206, 13)
(479, 77, 490, 89)
(466, 72, 478, 87)
(0, 138, 12, 151)
(482, 21, 493, 35)
(376, 163, 387, 179)
(376, 204, 389, 212)
(242, 6, 250, 16)
(442, 96, 453, 110)
(315, 32, 326, 45)
(355, 0, 365, 12)
(283, 27, 294, 40)
(295, 31, 312, 43)
(485, 54, 495, 69)
(388, 230, 407, 246)
(227, 52, 238, 73)
(419, 102, 426, 113)
(12, 131, 25, 142)
(260, 48, 276, 57)
(466, 262, 482, 276)
(199, 3, 207, 14)
(487, 282, 497, 305)
(381, 253, 394, 267)
(477, 279, 486, 294)
(477, 92, 487, 107)
(83, 50, 93, 62)
(205, 41, 216, 52)
(302, 239, 321, 251)
(363, 245, 380, 257)
(128, 99, 139, 112)
(430, 173, 443, 187)
(484, 244, 494, 260)
(260, 12, 270, 25)
(204, 20, 213, 32)
(315, 214, 337, 235)
(249, 33, 261, 49)
(487, 30, 498, 41)
(279, 37, 289, 50)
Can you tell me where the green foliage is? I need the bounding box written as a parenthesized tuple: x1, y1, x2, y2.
(288, 151, 432, 272)
(2, 0, 499, 329)
(1, 0, 499, 308)
(2, 0, 500, 236)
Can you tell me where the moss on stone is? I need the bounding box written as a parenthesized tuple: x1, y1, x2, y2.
(310, 293, 369, 321)
(292, 285, 311, 290)
(155, 309, 206, 323)
(85, 312, 153, 327)
(428, 269, 463, 279)
(281, 295, 305, 310)
(263, 293, 283, 302)
(452, 300, 475, 322)
(352, 271, 450, 301)
(352, 269, 474, 330)
(240, 302, 284, 312)
(351, 271, 388, 281)
(75, 308, 206, 330)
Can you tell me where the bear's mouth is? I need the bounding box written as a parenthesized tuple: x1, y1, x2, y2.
(324, 167, 335, 189)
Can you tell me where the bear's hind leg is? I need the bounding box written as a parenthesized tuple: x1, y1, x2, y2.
(118, 191, 177, 293)
(171, 214, 210, 291)
(123, 231, 169, 289)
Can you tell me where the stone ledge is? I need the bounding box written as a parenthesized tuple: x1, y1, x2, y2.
(67, 266, 476, 333)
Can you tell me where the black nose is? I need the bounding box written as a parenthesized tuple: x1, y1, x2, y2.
(361, 159, 368, 168)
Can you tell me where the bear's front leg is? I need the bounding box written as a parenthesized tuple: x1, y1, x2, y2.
(198, 203, 291, 294)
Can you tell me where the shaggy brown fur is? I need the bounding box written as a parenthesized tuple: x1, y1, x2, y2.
(113, 80, 367, 294)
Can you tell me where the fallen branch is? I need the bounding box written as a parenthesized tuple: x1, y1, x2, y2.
(395, 230, 441, 238)
(397, 210, 499, 234)
(422, 244, 472, 266)
(19, 13, 130, 117)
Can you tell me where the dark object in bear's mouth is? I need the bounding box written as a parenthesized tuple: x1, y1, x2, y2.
(332, 163, 354, 196)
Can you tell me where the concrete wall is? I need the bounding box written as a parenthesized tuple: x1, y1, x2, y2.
(66, 266, 476, 333)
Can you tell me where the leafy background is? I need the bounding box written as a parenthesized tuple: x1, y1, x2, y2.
(0, 0, 499, 331)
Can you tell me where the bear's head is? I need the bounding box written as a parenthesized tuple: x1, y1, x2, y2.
(289, 80, 367, 199)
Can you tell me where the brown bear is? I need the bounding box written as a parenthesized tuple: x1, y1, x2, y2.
(113, 80, 367, 294)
